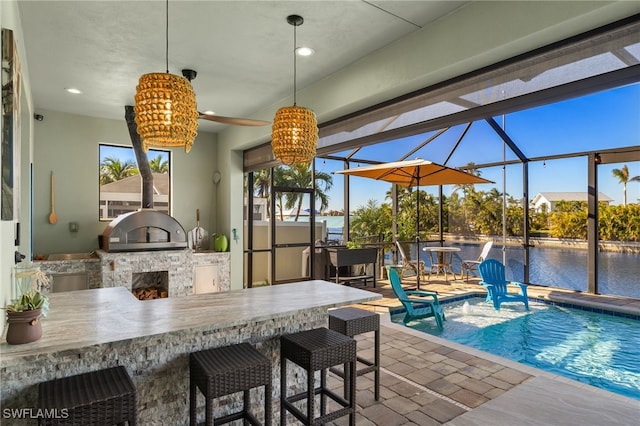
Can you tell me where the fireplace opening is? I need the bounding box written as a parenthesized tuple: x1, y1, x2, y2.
(132, 271, 169, 300)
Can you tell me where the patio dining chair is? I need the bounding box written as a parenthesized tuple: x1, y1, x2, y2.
(388, 267, 444, 330)
(461, 240, 493, 282)
(395, 241, 428, 281)
(478, 259, 529, 311)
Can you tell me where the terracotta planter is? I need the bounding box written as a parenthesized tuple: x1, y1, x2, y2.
(5, 308, 42, 345)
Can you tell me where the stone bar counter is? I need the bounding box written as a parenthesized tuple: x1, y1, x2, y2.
(1, 281, 380, 425)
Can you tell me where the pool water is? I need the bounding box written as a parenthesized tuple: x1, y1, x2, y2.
(392, 298, 640, 400)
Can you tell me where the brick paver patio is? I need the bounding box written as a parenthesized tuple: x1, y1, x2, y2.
(318, 273, 640, 425)
(325, 323, 531, 425)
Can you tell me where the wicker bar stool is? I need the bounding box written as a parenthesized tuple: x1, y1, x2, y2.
(328, 307, 380, 401)
(190, 342, 272, 426)
(38, 365, 137, 425)
(280, 327, 356, 426)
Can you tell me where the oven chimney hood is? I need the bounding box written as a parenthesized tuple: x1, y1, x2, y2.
(99, 106, 187, 252)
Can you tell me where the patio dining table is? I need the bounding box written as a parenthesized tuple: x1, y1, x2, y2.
(423, 246, 460, 282)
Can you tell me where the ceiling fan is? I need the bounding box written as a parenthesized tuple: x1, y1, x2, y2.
(182, 69, 270, 127)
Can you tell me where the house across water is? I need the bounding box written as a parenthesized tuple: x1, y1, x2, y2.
(531, 191, 613, 212)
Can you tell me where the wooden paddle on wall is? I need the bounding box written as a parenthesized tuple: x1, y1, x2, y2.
(49, 171, 57, 224)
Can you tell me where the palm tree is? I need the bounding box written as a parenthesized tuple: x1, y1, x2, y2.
(282, 165, 333, 221)
(350, 200, 393, 243)
(451, 162, 482, 229)
(612, 164, 640, 206)
(252, 169, 271, 218)
(452, 161, 482, 196)
(313, 170, 333, 212)
(253, 169, 270, 198)
(468, 188, 504, 235)
(386, 187, 438, 240)
(148, 155, 169, 173)
(272, 167, 292, 221)
(99, 157, 138, 184)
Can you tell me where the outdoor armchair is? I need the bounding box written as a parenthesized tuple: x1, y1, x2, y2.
(461, 241, 493, 282)
(478, 259, 529, 311)
(395, 241, 428, 281)
(388, 267, 444, 330)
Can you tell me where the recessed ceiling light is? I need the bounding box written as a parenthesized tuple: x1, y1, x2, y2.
(65, 88, 82, 94)
(203, 110, 215, 115)
(296, 47, 314, 57)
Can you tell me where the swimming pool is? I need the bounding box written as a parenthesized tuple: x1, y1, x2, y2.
(391, 297, 640, 400)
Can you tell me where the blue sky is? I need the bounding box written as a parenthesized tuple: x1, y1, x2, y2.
(99, 144, 170, 166)
(317, 83, 640, 211)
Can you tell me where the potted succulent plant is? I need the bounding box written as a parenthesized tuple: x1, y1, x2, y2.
(4, 266, 50, 345)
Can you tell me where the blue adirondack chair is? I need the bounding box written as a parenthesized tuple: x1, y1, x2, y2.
(388, 267, 445, 330)
(478, 259, 529, 311)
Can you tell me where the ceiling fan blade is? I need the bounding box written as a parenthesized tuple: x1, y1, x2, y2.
(198, 112, 270, 127)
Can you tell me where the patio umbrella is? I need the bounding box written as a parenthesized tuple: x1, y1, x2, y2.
(335, 158, 493, 289)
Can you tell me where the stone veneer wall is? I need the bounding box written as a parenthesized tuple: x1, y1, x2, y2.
(1, 307, 328, 425)
(97, 249, 230, 296)
(35, 250, 231, 296)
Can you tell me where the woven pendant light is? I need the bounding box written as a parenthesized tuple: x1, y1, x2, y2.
(135, 73, 198, 153)
(134, 0, 198, 153)
(271, 15, 318, 166)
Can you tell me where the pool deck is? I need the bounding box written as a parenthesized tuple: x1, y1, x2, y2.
(326, 273, 640, 425)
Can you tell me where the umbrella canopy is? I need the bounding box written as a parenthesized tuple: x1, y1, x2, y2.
(335, 158, 493, 289)
(334, 158, 493, 187)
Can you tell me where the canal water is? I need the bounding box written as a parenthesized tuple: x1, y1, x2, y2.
(324, 221, 638, 298)
(409, 242, 640, 299)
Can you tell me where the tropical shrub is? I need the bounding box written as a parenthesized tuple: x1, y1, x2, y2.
(350, 200, 393, 244)
(598, 204, 640, 241)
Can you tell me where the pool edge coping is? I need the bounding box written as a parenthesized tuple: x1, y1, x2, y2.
(378, 313, 638, 405)
(388, 290, 640, 320)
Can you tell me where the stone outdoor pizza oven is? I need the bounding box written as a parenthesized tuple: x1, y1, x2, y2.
(99, 106, 188, 253)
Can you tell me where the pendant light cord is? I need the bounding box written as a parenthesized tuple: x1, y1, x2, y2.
(165, 0, 169, 73)
(293, 21, 297, 106)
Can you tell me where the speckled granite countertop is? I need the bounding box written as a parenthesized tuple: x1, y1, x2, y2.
(0, 280, 380, 362)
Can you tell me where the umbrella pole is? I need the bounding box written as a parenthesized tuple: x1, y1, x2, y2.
(416, 194, 420, 290)
(416, 168, 421, 290)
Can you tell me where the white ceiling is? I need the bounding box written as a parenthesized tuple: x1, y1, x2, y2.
(17, 0, 468, 132)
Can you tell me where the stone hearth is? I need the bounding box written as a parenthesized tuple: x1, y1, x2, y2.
(96, 249, 230, 296)
(132, 270, 169, 299)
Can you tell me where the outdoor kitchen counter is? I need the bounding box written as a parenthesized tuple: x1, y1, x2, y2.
(1, 281, 380, 425)
(0, 281, 379, 359)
